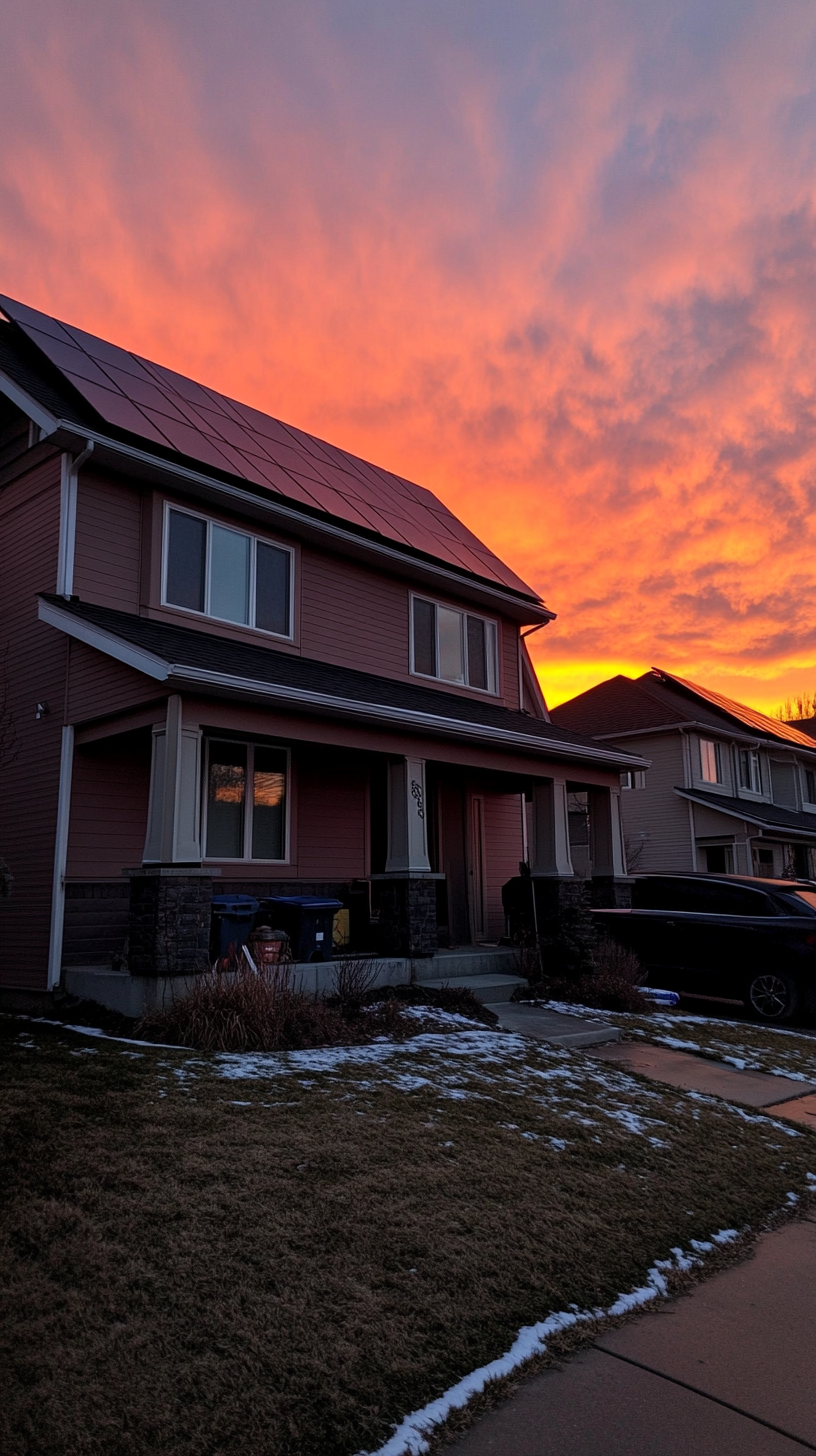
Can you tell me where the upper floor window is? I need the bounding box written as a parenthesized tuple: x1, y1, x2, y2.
(621, 770, 647, 789)
(699, 738, 723, 784)
(411, 595, 498, 693)
(738, 748, 762, 794)
(804, 768, 816, 806)
(163, 505, 293, 637)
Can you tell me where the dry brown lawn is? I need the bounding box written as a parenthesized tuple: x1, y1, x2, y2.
(1, 1015, 815, 1456)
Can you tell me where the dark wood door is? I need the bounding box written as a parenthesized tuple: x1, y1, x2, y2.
(439, 780, 471, 945)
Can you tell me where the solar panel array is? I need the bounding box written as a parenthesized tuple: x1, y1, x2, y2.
(653, 670, 816, 748)
(0, 294, 537, 599)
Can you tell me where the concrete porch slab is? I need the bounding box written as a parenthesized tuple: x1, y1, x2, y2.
(420, 973, 527, 1004)
(485, 1002, 621, 1047)
(587, 1041, 816, 1108)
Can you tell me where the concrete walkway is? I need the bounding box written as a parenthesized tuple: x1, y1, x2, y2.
(587, 1040, 816, 1109)
(451, 1216, 816, 1453)
(485, 1002, 621, 1048)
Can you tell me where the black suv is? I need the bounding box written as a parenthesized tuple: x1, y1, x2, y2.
(593, 875, 816, 1022)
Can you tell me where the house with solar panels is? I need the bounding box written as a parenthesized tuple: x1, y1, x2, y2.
(0, 294, 644, 1009)
(551, 670, 816, 880)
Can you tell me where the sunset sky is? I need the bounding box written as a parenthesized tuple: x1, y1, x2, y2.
(4, 1, 816, 710)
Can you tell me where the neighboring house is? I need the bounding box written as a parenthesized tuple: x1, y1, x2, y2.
(0, 294, 643, 1000)
(551, 669, 816, 879)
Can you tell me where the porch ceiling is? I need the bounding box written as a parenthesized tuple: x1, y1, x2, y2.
(40, 594, 647, 772)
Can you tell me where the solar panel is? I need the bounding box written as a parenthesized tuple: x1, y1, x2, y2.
(652, 670, 816, 748)
(0, 294, 539, 600)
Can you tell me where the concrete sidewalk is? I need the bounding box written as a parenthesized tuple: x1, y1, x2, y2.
(450, 1217, 816, 1454)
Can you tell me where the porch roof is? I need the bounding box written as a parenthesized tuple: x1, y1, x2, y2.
(675, 786, 816, 841)
(40, 594, 646, 771)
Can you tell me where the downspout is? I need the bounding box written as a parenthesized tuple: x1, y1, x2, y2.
(57, 441, 94, 597)
(518, 622, 547, 715)
(48, 442, 92, 989)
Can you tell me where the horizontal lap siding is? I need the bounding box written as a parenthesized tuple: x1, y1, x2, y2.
(66, 730, 152, 879)
(300, 549, 409, 677)
(72, 471, 142, 611)
(0, 449, 64, 989)
(67, 641, 163, 725)
(484, 792, 523, 940)
(295, 750, 368, 880)
(616, 733, 693, 873)
(500, 621, 520, 710)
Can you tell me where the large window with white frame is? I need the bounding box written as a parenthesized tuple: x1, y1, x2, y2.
(163, 504, 293, 637)
(411, 595, 498, 692)
(738, 748, 762, 794)
(204, 739, 289, 861)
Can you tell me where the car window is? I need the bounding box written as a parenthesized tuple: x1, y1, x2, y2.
(773, 890, 816, 916)
(632, 878, 775, 916)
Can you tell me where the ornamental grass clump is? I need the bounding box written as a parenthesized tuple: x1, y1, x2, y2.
(136, 956, 347, 1053)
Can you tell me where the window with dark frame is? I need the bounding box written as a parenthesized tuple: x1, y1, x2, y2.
(411, 596, 498, 692)
(805, 768, 816, 806)
(164, 506, 292, 636)
(738, 748, 762, 794)
(699, 738, 723, 784)
(205, 740, 288, 861)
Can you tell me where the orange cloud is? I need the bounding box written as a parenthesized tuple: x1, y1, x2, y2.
(4, 1, 816, 713)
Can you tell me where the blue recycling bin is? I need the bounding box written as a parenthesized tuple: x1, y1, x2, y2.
(260, 895, 343, 962)
(211, 894, 260, 959)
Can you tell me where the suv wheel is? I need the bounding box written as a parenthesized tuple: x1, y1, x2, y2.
(748, 972, 799, 1023)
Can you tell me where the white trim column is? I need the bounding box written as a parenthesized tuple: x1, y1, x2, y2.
(47, 725, 74, 989)
(385, 757, 431, 873)
(56, 442, 93, 597)
(143, 696, 202, 863)
(588, 786, 627, 878)
(530, 778, 574, 877)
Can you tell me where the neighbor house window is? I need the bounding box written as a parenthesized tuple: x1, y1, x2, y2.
(204, 740, 288, 861)
(620, 770, 647, 789)
(804, 768, 816, 805)
(699, 739, 723, 784)
(163, 505, 293, 637)
(738, 749, 762, 794)
(411, 596, 498, 692)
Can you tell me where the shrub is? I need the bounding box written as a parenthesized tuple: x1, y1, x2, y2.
(136, 958, 347, 1054)
(332, 957, 381, 1009)
(516, 936, 650, 1015)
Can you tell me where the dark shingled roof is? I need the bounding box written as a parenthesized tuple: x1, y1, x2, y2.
(1, 294, 542, 605)
(675, 786, 816, 840)
(552, 670, 816, 750)
(41, 594, 642, 767)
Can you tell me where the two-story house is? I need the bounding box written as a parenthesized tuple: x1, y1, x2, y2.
(0, 294, 644, 1005)
(551, 669, 816, 879)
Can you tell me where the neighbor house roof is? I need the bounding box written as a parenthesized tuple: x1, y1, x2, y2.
(551, 669, 816, 751)
(674, 786, 816, 841)
(38, 594, 644, 770)
(0, 294, 544, 608)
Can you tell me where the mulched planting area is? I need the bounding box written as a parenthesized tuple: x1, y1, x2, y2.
(2, 1015, 815, 1456)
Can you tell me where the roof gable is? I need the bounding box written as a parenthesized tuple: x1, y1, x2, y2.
(0, 294, 540, 603)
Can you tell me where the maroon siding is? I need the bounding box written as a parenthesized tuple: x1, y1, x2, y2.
(0, 442, 64, 989)
(66, 729, 152, 879)
(295, 751, 368, 880)
(300, 547, 410, 678)
(72, 470, 142, 611)
(66, 640, 162, 726)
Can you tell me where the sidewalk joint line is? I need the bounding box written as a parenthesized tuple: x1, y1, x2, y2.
(595, 1346, 816, 1450)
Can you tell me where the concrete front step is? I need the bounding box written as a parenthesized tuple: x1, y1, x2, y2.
(415, 948, 520, 981)
(419, 973, 527, 1004)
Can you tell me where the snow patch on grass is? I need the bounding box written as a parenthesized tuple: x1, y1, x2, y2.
(362, 1228, 741, 1456)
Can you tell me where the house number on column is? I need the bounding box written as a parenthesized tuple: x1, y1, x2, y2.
(411, 780, 424, 820)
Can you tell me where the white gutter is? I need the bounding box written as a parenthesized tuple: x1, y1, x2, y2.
(47, 726, 74, 989)
(56, 441, 94, 597)
(38, 598, 646, 769)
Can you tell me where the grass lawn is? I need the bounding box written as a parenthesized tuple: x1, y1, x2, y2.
(2, 1012, 816, 1456)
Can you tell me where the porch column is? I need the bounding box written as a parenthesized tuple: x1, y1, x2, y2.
(142, 695, 203, 864)
(385, 757, 431, 874)
(588, 786, 627, 878)
(530, 778, 574, 877)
